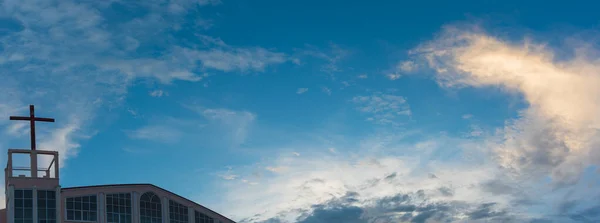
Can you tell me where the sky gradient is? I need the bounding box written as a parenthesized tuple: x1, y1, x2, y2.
(1, 0, 600, 222)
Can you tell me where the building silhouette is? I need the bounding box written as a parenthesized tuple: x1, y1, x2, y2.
(1, 105, 235, 223)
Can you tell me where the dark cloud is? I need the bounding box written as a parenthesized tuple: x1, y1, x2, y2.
(467, 203, 507, 220)
(438, 186, 454, 197)
(255, 219, 284, 223)
(558, 200, 579, 214)
(297, 206, 366, 223)
(568, 204, 600, 222)
(253, 191, 564, 223)
(528, 219, 555, 223)
(247, 171, 594, 223)
(411, 210, 436, 223)
(294, 191, 463, 223)
(481, 179, 516, 195)
(385, 172, 397, 181)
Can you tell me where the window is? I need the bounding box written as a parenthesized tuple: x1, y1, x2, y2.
(194, 211, 213, 223)
(14, 189, 33, 223)
(140, 192, 162, 223)
(37, 190, 57, 223)
(168, 200, 188, 223)
(66, 195, 97, 222)
(106, 193, 131, 223)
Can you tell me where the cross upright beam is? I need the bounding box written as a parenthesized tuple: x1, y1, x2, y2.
(9, 105, 55, 151)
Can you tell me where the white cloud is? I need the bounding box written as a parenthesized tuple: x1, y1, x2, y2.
(358, 74, 368, 79)
(216, 166, 240, 180)
(219, 174, 239, 180)
(321, 87, 332, 95)
(386, 73, 402, 80)
(192, 48, 287, 72)
(467, 125, 484, 138)
(352, 92, 411, 126)
(168, 0, 221, 14)
(0, 0, 279, 210)
(216, 141, 505, 222)
(122, 147, 150, 154)
(295, 43, 351, 73)
(398, 60, 416, 72)
(265, 166, 288, 173)
(215, 131, 598, 222)
(187, 106, 257, 146)
(6, 122, 28, 137)
(462, 114, 473, 119)
(37, 115, 94, 170)
(190, 36, 288, 73)
(126, 125, 183, 143)
(296, 88, 309, 94)
(409, 25, 600, 186)
(197, 0, 222, 6)
(341, 81, 351, 87)
(150, 90, 166, 97)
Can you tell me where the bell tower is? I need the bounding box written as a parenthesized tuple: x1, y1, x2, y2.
(4, 105, 61, 223)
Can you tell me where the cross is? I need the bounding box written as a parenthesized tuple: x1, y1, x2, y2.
(9, 105, 55, 151)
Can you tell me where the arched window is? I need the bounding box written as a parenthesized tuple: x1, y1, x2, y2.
(140, 192, 162, 223)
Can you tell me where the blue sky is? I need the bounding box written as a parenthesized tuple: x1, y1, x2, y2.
(1, 0, 600, 222)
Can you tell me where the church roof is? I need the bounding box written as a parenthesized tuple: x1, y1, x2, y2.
(62, 183, 235, 223)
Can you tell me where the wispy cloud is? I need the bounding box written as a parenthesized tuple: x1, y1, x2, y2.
(357, 74, 368, 79)
(126, 125, 184, 143)
(462, 114, 473, 119)
(386, 73, 402, 80)
(150, 90, 167, 97)
(6, 122, 28, 137)
(216, 166, 240, 180)
(321, 87, 332, 96)
(385, 61, 417, 81)
(186, 105, 257, 146)
(294, 43, 352, 73)
(398, 60, 416, 72)
(219, 174, 239, 180)
(38, 120, 85, 168)
(0, 1, 247, 200)
(191, 35, 288, 73)
(296, 88, 309, 94)
(352, 92, 411, 126)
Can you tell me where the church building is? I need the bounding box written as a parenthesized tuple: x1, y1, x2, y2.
(1, 105, 236, 223)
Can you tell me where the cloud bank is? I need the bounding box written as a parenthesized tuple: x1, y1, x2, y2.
(218, 25, 600, 223)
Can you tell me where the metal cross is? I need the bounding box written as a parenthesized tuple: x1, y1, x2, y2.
(9, 105, 55, 150)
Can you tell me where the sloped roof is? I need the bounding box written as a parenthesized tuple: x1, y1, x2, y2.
(62, 183, 235, 223)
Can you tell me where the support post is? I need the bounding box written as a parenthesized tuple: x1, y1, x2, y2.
(99, 192, 105, 223)
(188, 207, 194, 223)
(56, 186, 61, 223)
(162, 197, 169, 223)
(8, 185, 14, 223)
(133, 192, 139, 223)
(32, 187, 38, 223)
(31, 151, 38, 178)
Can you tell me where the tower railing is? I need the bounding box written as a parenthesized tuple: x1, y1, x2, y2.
(5, 149, 59, 180)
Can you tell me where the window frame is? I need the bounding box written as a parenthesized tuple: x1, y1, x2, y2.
(139, 192, 162, 223)
(168, 200, 188, 223)
(194, 210, 214, 223)
(13, 188, 34, 223)
(104, 192, 132, 223)
(37, 190, 58, 223)
(63, 194, 98, 223)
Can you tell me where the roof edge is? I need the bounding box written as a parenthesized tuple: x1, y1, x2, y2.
(62, 183, 235, 223)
